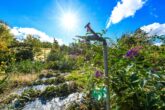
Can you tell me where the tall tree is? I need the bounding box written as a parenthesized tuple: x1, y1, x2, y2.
(24, 34, 42, 53)
(0, 21, 13, 51)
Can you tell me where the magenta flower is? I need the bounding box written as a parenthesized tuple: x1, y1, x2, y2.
(95, 70, 103, 78)
(125, 46, 143, 59)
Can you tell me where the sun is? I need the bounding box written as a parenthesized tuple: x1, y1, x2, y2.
(61, 12, 78, 31)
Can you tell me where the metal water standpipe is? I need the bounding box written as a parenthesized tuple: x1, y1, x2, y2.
(84, 23, 110, 110)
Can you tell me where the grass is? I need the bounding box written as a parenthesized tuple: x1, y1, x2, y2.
(65, 70, 90, 89)
(0, 69, 89, 108)
(0, 73, 38, 103)
(10, 73, 38, 85)
(0, 70, 57, 103)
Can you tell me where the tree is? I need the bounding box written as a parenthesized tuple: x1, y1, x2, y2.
(41, 42, 52, 48)
(24, 34, 42, 53)
(0, 21, 14, 65)
(0, 21, 13, 51)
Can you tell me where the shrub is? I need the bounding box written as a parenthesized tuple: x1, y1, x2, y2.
(1, 94, 19, 104)
(0, 75, 8, 93)
(33, 75, 65, 85)
(108, 38, 165, 109)
(14, 89, 41, 108)
(6, 60, 44, 73)
(16, 60, 33, 73)
(15, 49, 33, 61)
(40, 86, 59, 100)
(65, 70, 89, 88)
(40, 82, 77, 101)
(45, 61, 59, 70)
(46, 56, 76, 72)
(47, 52, 62, 62)
(32, 61, 44, 73)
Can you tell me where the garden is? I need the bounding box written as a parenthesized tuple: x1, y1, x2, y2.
(0, 20, 165, 110)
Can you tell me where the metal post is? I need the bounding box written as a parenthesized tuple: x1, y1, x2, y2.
(80, 22, 110, 109)
(103, 40, 110, 110)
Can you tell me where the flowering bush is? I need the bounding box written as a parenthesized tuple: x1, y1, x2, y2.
(125, 46, 143, 59)
(73, 30, 165, 109)
(108, 34, 165, 110)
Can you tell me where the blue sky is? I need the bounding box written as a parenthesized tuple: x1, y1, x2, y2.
(0, 0, 165, 44)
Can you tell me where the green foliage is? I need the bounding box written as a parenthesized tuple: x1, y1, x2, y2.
(46, 51, 76, 72)
(0, 22, 13, 51)
(17, 60, 43, 73)
(0, 75, 8, 93)
(9, 42, 34, 61)
(66, 70, 89, 88)
(70, 69, 106, 109)
(66, 30, 165, 110)
(32, 61, 44, 73)
(47, 51, 62, 61)
(1, 94, 19, 104)
(6, 60, 44, 73)
(14, 89, 41, 108)
(0, 22, 14, 73)
(0, 51, 14, 66)
(15, 49, 33, 61)
(40, 85, 59, 100)
(40, 82, 78, 101)
(108, 32, 165, 110)
(24, 35, 42, 53)
(41, 42, 52, 48)
(33, 75, 65, 85)
(6, 81, 79, 109)
(66, 98, 106, 110)
(0, 20, 165, 110)
(41, 83, 69, 100)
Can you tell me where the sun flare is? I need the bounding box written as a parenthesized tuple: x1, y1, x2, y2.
(61, 12, 78, 31)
